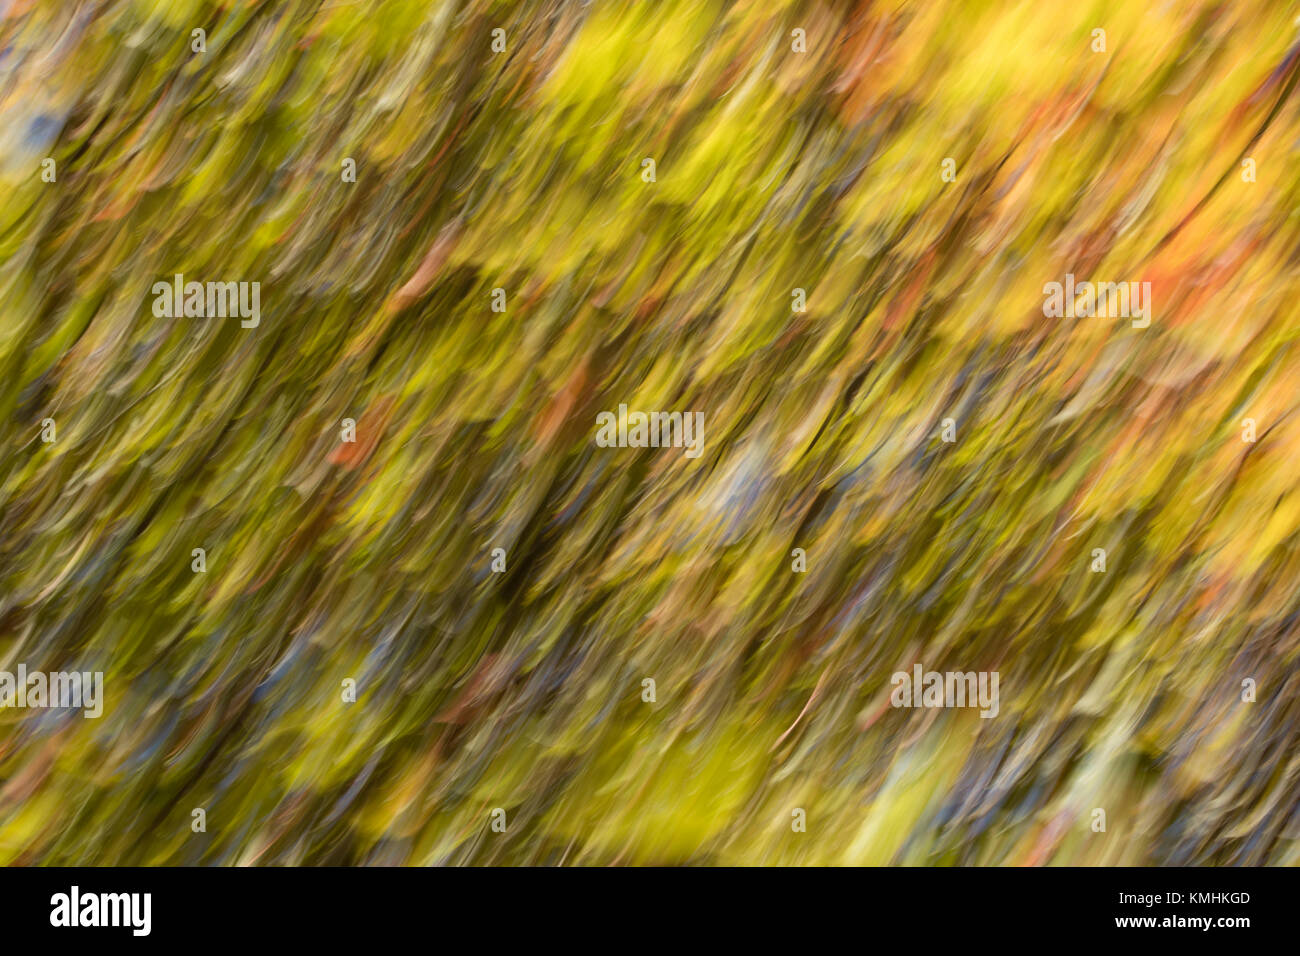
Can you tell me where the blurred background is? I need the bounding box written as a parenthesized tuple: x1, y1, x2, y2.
(0, 0, 1297, 865)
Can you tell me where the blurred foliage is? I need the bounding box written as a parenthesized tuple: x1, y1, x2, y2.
(0, 0, 1298, 865)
